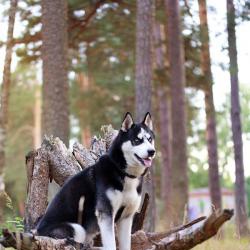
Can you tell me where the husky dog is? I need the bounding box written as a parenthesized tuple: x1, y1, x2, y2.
(36, 112, 156, 250)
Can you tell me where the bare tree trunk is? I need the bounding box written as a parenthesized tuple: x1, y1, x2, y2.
(33, 87, 42, 149)
(135, 0, 153, 120)
(153, 21, 172, 227)
(198, 0, 222, 210)
(41, 0, 69, 146)
(135, 0, 155, 231)
(0, 0, 18, 223)
(227, 0, 249, 236)
(164, 0, 188, 225)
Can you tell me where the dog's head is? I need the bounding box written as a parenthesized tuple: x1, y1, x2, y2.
(114, 112, 155, 176)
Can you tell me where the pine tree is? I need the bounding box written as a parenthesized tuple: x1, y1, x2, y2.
(41, 0, 69, 146)
(135, 0, 155, 231)
(198, 0, 222, 210)
(153, 20, 172, 227)
(227, 0, 249, 236)
(165, 0, 188, 225)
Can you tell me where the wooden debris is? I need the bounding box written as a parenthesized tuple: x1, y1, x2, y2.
(0, 209, 233, 250)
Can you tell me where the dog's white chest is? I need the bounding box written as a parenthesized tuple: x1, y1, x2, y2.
(106, 177, 141, 218)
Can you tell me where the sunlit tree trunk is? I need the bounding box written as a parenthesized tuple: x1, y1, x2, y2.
(153, 21, 172, 228)
(198, 0, 222, 210)
(227, 0, 249, 236)
(0, 0, 18, 222)
(135, 0, 155, 231)
(41, 0, 69, 146)
(165, 0, 188, 225)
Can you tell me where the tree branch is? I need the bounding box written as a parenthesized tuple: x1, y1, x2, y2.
(1, 209, 233, 250)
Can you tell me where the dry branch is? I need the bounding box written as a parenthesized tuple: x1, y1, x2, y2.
(148, 209, 234, 250)
(1, 209, 233, 250)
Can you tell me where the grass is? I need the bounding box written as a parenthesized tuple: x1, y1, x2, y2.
(194, 238, 249, 250)
(193, 222, 250, 249)
(155, 202, 250, 250)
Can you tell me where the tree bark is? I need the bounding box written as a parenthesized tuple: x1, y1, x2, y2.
(198, 0, 222, 210)
(135, 0, 153, 121)
(226, 0, 249, 236)
(33, 88, 42, 149)
(0, 0, 18, 223)
(164, 0, 188, 225)
(153, 21, 173, 227)
(24, 148, 50, 231)
(41, 0, 69, 146)
(135, 0, 155, 231)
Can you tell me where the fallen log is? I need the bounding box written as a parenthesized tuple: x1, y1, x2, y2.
(0, 209, 233, 250)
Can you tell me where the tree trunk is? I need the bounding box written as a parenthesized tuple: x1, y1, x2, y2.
(0, 0, 18, 222)
(33, 87, 42, 149)
(153, 21, 173, 227)
(164, 0, 188, 225)
(135, 0, 155, 231)
(41, 0, 69, 146)
(198, 0, 222, 210)
(135, 0, 153, 121)
(226, 0, 249, 236)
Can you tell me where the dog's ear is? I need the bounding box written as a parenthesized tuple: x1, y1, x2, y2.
(142, 112, 153, 130)
(121, 112, 134, 132)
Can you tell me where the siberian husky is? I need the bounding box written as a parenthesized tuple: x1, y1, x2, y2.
(36, 112, 156, 250)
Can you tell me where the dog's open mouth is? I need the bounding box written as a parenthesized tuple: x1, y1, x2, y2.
(134, 154, 152, 167)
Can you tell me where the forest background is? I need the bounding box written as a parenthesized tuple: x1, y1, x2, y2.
(0, 0, 250, 249)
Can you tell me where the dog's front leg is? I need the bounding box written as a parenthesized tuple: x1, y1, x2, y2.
(117, 216, 133, 250)
(97, 212, 116, 250)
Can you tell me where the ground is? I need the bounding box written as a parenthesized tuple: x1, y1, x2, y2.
(194, 238, 249, 250)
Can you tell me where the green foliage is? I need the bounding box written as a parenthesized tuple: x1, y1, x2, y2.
(4, 63, 36, 215)
(0, 216, 24, 235)
(0, 194, 24, 235)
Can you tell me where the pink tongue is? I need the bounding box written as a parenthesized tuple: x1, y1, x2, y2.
(143, 158, 152, 167)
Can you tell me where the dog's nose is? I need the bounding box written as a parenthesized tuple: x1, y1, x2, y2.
(148, 150, 155, 157)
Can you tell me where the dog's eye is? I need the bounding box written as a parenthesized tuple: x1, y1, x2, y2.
(148, 137, 152, 143)
(134, 138, 141, 145)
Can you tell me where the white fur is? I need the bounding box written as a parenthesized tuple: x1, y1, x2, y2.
(137, 128, 151, 140)
(106, 178, 141, 217)
(106, 189, 123, 215)
(69, 223, 86, 243)
(97, 214, 116, 250)
(117, 216, 133, 250)
(121, 128, 155, 177)
(105, 177, 141, 250)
